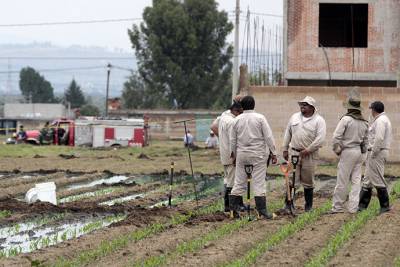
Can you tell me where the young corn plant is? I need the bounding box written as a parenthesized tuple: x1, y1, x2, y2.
(222, 201, 332, 267)
(0, 214, 126, 259)
(134, 199, 285, 267)
(0, 213, 68, 238)
(59, 187, 122, 203)
(305, 181, 400, 267)
(52, 200, 224, 267)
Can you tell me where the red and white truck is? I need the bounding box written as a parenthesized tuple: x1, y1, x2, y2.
(25, 118, 145, 147)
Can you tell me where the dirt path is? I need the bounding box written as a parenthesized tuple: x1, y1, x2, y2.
(92, 215, 229, 267)
(170, 215, 290, 267)
(255, 212, 352, 266)
(328, 199, 400, 267)
(169, 198, 328, 267)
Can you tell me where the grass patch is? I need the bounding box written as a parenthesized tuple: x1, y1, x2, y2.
(134, 199, 284, 267)
(51, 198, 224, 267)
(0, 210, 11, 219)
(394, 256, 400, 267)
(305, 181, 400, 267)
(222, 201, 331, 267)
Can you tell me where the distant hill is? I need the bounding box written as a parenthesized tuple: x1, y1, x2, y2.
(0, 42, 136, 97)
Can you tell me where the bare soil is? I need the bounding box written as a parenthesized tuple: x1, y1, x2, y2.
(255, 212, 352, 266)
(328, 199, 400, 267)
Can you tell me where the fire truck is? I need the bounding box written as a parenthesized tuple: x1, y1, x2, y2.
(25, 118, 145, 147)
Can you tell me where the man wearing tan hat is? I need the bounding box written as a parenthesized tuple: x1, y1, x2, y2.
(359, 101, 392, 213)
(331, 90, 368, 213)
(282, 96, 326, 212)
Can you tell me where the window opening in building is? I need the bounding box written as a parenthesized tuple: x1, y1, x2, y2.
(319, 3, 368, 48)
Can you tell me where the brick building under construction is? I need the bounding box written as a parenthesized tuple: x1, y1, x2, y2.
(283, 0, 400, 87)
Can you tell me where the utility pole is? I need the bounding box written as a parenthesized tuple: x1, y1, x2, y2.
(232, 0, 240, 99)
(105, 63, 112, 118)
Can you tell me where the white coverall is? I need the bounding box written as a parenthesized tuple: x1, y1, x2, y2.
(332, 115, 368, 213)
(363, 112, 392, 188)
(230, 110, 276, 197)
(282, 112, 326, 188)
(217, 110, 236, 187)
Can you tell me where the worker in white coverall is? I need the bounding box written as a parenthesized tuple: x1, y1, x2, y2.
(359, 101, 392, 213)
(331, 91, 368, 213)
(229, 96, 277, 219)
(282, 96, 326, 212)
(211, 101, 243, 212)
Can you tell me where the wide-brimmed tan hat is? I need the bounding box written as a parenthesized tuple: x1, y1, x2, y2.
(298, 96, 316, 108)
(343, 89, 363, 111)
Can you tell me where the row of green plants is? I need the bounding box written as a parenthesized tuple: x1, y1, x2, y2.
(0, 214, 126, 258)
(150, 179, 223, 208)
(59, 187, 123, 203)
(135, 199, 284, 267)
(305, 181, 400, 267)
(52, 198, 225, 267)
(0, 212, 68, 239)
(222, 201, 332, 267)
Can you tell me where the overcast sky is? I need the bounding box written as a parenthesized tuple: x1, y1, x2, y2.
(0, 0, 282, 51)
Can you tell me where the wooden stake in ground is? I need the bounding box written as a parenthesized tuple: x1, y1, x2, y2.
(168, 161, 174, 207)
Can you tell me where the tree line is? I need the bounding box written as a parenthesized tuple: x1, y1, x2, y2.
(18, 0, 234, 111)
(19, 66, 100, 116)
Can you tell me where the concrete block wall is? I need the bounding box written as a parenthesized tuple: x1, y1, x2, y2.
(286, 0, 400, 80)
(249, 86, 400, 162)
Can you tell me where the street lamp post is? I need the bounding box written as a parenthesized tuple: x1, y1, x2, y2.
(232, 0, 240, 99)
(105, 63, 112, 118)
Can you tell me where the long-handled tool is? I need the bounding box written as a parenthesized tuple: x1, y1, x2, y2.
(244, 164, 254, 221)
(290, 155, 300, 213)
(280, 162, 295, 216)
(168, 161, 174, 207)
(173, 119, 199, 207)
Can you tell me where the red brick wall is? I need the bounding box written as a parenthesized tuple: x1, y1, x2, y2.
(250, 86, 400, 162)
(287, 0, 400, 75)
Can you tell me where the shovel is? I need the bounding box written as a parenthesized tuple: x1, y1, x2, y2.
(280, 162, 295, 216)
(244, 164, 254, 221)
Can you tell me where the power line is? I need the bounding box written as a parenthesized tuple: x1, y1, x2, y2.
(0, 66, 105, 74)
(247, 12, 283, 18)
(0, 18, 142, 27)
(0, 56, 134, 60)
(0, 65, 137, 75)
(229, 10, 283, 18)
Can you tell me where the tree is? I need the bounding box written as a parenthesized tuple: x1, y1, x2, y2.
(19, 67, 56, 103)
(64, 79, 86, 108)
(129, 0, 233, 109)
(121, 72, 166, 109)
(80, 104, 100, 116)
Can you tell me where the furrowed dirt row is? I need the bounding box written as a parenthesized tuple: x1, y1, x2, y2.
(327, 198, 400, 267)
(0, 194, 223, 266)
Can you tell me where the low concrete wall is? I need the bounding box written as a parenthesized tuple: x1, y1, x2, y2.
(249, 86, 400, 162)
(110, 109, 222, 143)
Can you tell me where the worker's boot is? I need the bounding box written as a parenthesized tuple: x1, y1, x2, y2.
(223, 185, 232, 212)
(304, 188, 313, 212)
(377, 187, 390, 214)
(255, 196, 273, 220)
(238, 195, 246, 211)
(358, 187, 372, 211)
(229, 195, 242, 219)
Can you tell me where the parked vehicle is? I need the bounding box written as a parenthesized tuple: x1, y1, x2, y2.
(22, 118, 145, 147)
